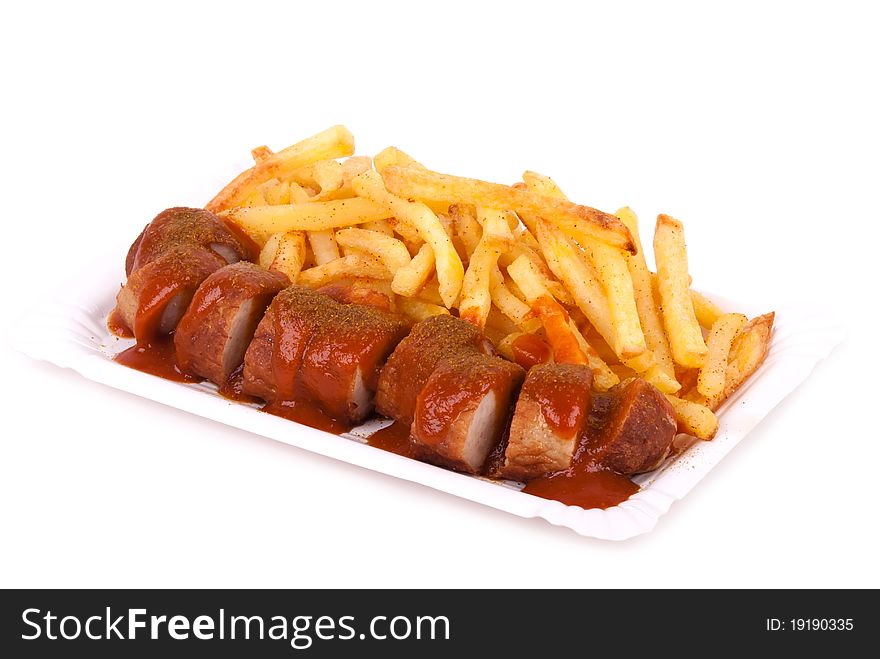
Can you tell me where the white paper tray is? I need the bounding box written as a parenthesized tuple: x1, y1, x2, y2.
(9, 258, 843, 540)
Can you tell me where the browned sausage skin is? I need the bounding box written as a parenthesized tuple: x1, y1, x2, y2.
(114, 246, 226, 342)
(498, 363, 593, 481)
(375, 314, 491, 427)
(129, 207, 257, 272)
(584, 378, 677, 475)
(242, 285, 407, 423)
(412, 353, 525, 474)
(174, 262, 288, 385)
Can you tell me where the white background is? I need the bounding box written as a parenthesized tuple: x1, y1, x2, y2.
(1, 1, 877, 588)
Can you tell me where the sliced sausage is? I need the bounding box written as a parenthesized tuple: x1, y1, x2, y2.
(174, 262, 288, 384)
(300, 303, 408, 422)
(498, 363, 593, 481)
(375, 314, 491, 426)
(411, 353, 525, 474)
(114, 246, 226, 342)
(129, 207, 257, 272)
(585, 378, 677, 474)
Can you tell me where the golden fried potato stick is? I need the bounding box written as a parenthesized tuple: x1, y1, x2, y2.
(297, 254, 391, 288)
(360, 218, 394, 236)
(381, 165, 636, 253)
(459, 209, 514, 328)
(648, 272, 725, 330)
(498, 242, 573, 306)
(251, 145, 273, 163)
(448, 204, 482, 257)
(353, 170, 464, 308)
(307, 230, 340, 265)
(288, 159, 344, 195)
(391, 243, 435, 297)
(259, 231, 307, 282)
(207, 125, 355, 212)
(686, 313, 774, 410)
(396, 296, 450, 322)
(524, 173, 646, 360)
(654, 214, 708, 368)
(374, 146, 425, 173)
(496, 331, 525, 362)
(224, 198, 391, 243)
(691, 289, 725, 329)
(616, 207, 677, 381)
(507, 255, 590, 366)
(304, 156, 375, 203)
(566, 319, 620, 391)
(489, 269, 541, 333)
(698, 313, 749, 398)
(665, 395, 719, 440)
(334, 227, 412, 272)
(535, 219, 615, 342)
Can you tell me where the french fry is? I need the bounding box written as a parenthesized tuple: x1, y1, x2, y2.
(535, 219, 616, 345)
(381, 165, 636, 253)
(287, 180, 312, 204)
(640, 365, 681, 395)
(271, 181, 292, 205)
(251, 145, 273, 163)
(207, 125, 355, 212)
(566, 318, 619, 390)
(654, 214, 708, 368)
(307, 230, 340, 265)
(687, 313, 774, 410)
(360, 219, 394, 236)
(507, 255, 589, 366)
(206, 128, 776, 451)
(297, 254, 391, 288)
(374, 146, 425, 173)
(391, 243, 435, 297)
(499, 242, 573, 305)
(259, 230, 307, 282)
(648, 272, 724, 330)
(287, 159, 344, 195)
(691, 289, 724, 329)
(224, 198, 391, 243)
(352, 170, 463, 308)
(524, 174, 646, 360)
(665, 395, 719, 440)
(334, 227, 411, 272)
(395, 296, 450, 322)
(616, 207, 677, 381)
(459, 209, 514, 328)
(449, 204, 482, 257)
(242, 187, 268, 208)
(306, 156, 374, 202)
(489, 269, 541, 333)
(697, 313, 749, 398)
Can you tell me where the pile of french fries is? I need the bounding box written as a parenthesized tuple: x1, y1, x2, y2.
(207, 125, 774, 441)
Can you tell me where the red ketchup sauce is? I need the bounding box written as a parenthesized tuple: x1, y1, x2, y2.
(511, 333, 551, 369)
(109, 300, 637, 510)
(366, 422, 416, 458)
